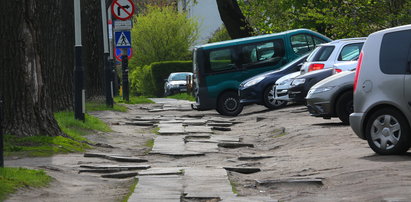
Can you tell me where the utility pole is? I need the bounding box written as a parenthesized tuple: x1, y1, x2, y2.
(74, 0, 85, 121)
(101, 0, 113, 107)
(122, 49, 129, 102)
(0, 97, 4, 167)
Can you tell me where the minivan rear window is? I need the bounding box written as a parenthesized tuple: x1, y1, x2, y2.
(307, 46, 335, 62)
(208, 48, 235, 72)
(380, 29, 411, 74)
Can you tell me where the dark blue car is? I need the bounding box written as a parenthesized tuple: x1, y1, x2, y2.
(239, 54, 308, 109)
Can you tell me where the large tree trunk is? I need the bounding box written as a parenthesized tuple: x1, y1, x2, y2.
(216, 0, 253, 39)
(0, 0, 64, 137)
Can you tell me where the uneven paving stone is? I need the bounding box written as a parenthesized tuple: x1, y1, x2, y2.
(207, 122, 233, 127)
(125, 121, 154, 126)
(223, 167, 261, 174)
(256, 178, 324, 186)
(129, 175, 183, 202)
(212, 126, 232, 131)
(183, 167, 236, 200)
(186, 142, 219, 153)
(223, 196, 278, 202)
(83, 153, 148, 163)
(159, 120, 184, 124)
(101, 172, 139, 179)
(184, 133, 212, 139)
(138, 167, 185, 176)
(78, 169, 120, 174)
(150, 136, 205, 156)
(238, 155, 275, 161)
(182, 119, 208, 126)
(79, 164, 151, 171)
(158, 124, 186, 134)
(185, 136, 240, 144)
(218, 143, 254, 148)
(182, 114, 204, 118)
(185, 126, 213, 133)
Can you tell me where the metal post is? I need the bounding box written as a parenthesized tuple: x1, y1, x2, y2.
(101, 0, 113, 108)
(74, 0, 85, 121)
(122, 48, 129, 102)
(0, 97, 4, 167)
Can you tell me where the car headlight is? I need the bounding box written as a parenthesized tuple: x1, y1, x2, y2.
(277, 78, 292, 86)
(243, 77, 265, 88)
(291, 78, 306, 86)
(308, 86, 335, 95)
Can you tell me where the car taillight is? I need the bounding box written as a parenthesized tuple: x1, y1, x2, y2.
(308, 63, 325, 72)
(335, 68, 342, 73)
(353, 52, 363, 92)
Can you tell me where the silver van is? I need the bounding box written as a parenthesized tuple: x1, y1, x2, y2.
(350, 24, 411, 155)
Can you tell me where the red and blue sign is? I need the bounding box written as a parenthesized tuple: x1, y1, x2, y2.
(115, 48, 132, 62)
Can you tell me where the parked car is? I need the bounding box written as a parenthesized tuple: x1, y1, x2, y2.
(192, 29, 331, 116)
(164, 72, 192, 96)
(300, 38, 365, 74)
(287, 68, 335, 104)
(238, 54, 309, 109)
(273, 71, 301, 102)
(306, 70, 355, 124)
(350, 24, 411, 155)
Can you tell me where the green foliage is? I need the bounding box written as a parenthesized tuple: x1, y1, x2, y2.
(86, 102, 127, 112)
(130, 61, 193, 97)
(130, 6, 199, 67)
(166, 93, 195, 101)
(0, 167, 51, 201)
(208, 25, 231, 43)
(114, 96, 154, 104)
(239, 0, 411, 39)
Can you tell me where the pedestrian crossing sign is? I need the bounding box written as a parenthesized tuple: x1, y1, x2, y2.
(115, 31, 131, 48)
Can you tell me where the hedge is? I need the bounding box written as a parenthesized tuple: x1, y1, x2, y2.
(130, 61, 192, 97)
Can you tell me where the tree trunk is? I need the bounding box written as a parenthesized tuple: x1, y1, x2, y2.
(0, 0, 64, 137)
(216, 0, 253, 39)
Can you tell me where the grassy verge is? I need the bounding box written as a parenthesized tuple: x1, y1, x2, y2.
(0, 167, 52, 201)
(4, 112, 111, 157)
(86, 102, 127, 112)
(114, 96, 154, 104)
(121, 178, 139, 202)
(230, 180, 238, 194)
(166, 93, 195, 101)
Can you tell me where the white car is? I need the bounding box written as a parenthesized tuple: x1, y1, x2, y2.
(273, 71, 301, 101)
(300, 38, 366, 74)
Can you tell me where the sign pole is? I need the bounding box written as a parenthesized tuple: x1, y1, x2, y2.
(101, 0, 113, 108)
(74, 0, 85, 121)
(122, 48, 129, 102)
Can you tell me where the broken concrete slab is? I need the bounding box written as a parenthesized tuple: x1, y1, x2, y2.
(124, 121, 155, 126)
(185, 135, 240, 144)
(223, 167, 261, 174)
(185, 126, 213, 133)
(129, 175, 183, 202)
(256, 178, 324, 186)
(157, 124, 186, 134)
(79, 164, 151, 171)
(138, 167, 184, 176)
(212, 126, 232, 131)
(238, 155, 275, 161)
(150, 136, 206, 157)
(182, 119, 208, 126)
(218, 143, 254, 148)
(224, 196, 278, 202)
(184, 133, 212, 139)
(101, 172, 139, 179)
(83, 153, 148, 163)
(207, 122, 233, 127)
(78, 169, 120, 174)
(185, 142, 219, 153)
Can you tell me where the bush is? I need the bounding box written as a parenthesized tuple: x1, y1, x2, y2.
(130, 61, 192, 97)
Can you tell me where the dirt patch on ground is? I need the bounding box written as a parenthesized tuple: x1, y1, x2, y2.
(5, 102, 411, 201)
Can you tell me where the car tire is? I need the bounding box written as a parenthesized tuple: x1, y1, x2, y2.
(335, 91, 353, 125)
(365, 108, 411, 155)
(216, 91, 243, 116)
(263, 85, 287, 109)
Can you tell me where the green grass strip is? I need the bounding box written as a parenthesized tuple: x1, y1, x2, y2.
(166, 93, 195, 101)
(0, 167, 51, 201)
(121, 178, 139, 202)
(114, 96, 154, 104)
(86, 102, 127, 112)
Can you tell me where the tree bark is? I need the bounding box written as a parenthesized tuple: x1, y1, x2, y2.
(0, 0, 64, 137)
(216, 0, 253, 39)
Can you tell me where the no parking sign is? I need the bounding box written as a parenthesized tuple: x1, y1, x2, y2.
(115, 48, 132, 62)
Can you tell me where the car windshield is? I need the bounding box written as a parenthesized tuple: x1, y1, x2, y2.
(307, 45, 335, 62)
(170, 73, 190, 81)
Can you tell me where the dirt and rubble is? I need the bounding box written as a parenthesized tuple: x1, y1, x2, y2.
(5, 99, 411, 202)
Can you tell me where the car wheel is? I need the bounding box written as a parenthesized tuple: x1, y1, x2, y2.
(365, 108, 411, 155)
(335, 91, 353, 125)
(263, 85, 287, 109)
(216, 91, 243, 116)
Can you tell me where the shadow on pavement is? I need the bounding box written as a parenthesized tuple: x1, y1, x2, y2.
(360, 152, 411, 162)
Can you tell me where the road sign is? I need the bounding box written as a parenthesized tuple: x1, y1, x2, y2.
(114, 20, 132, 31)
(111, 0, 135, 21)
(115, 31, 131, 48)
(115, 48, 132, 62)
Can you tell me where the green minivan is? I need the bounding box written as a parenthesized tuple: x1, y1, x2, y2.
(192, 29, 331, 116)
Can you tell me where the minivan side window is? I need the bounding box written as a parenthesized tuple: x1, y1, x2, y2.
(240, 40, 285, 67)
(291, 34, 327, 55)
(338, 43, 363, 61)
(380, 30, 411, 74)
(208, 48, 235, 72)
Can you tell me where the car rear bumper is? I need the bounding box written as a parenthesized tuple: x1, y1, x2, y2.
(350, 112, 365, 139)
